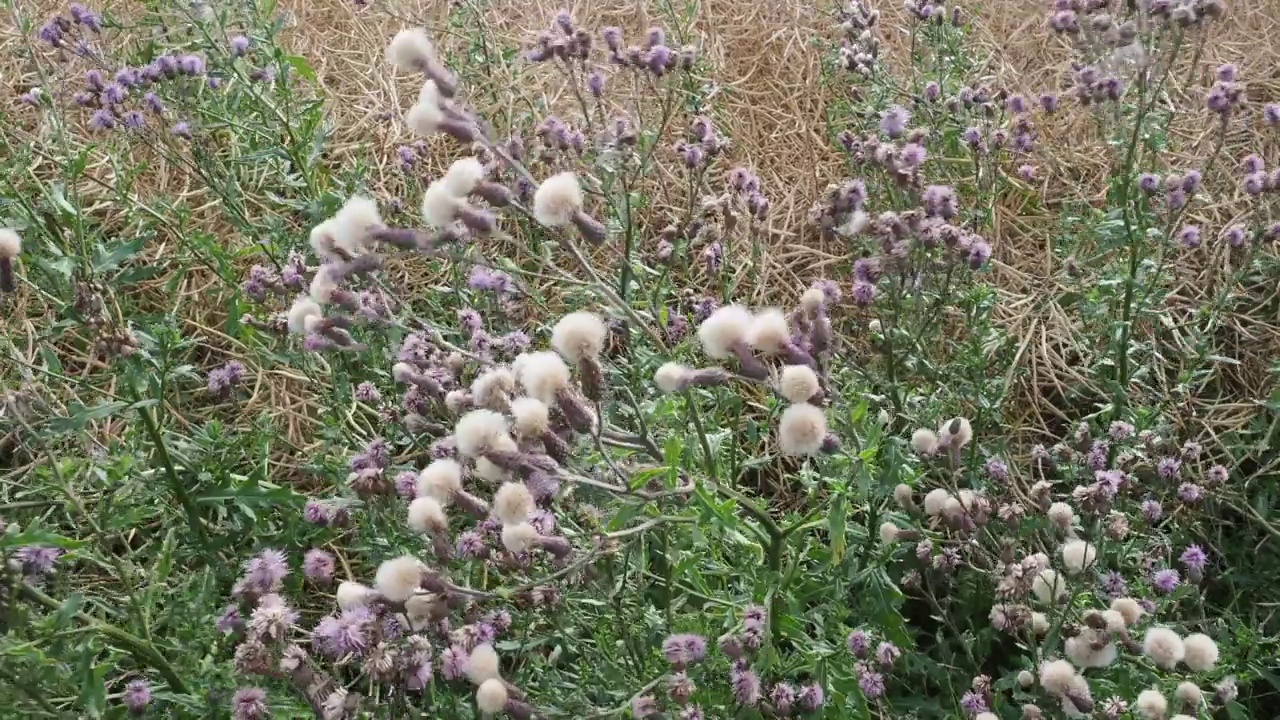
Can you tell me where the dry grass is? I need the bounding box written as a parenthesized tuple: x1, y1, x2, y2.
(3, 0, 1279, 454)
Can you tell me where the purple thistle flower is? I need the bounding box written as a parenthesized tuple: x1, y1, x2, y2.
(587, 70, 604, 97)
(395, 471, 418, 499)
(215, 605, 243, 633)
(239, 548, 288, 595)
(1182, 170, 1202, 194)
(1007, 94, 1027, 114)
(1178, 482, 1202, 503)
(1178, 225, 1201, 249)
(102, 82, 127, 105)
(797, 683, 824, 711)
(467, 266, 512, 293)
(1166, 188, 1187, 210)
(456, 531, 486, 559)
(1141, 498, 1163, 523)
(852, 279, 875, 306)
(85, 69, 105, 91)
(1180, 544, 1207, 571)
(1151, 568, 1180, 594)
(967, 240, 992, 270)
(1265, 103, 1280, 125)
(355, 382, 381, 404)
(1216, 63, 1237, 82)
(439, 644, 469, 680)
(922, 184, 958, 219)
(498, 331, 531, 355)
(879, 105, 910, 139)
(170, 121, 192, 139)
(875, 641, 901, 666)
(1137, 173, 1160, 194)
(703, 241, 723, 273)
(1244, 171, 1268, 195)
(1157, 456, 1182, 479)
(960, 690, 989, 715)
(1099, 570, 1127, 597)
(312, 607, 373, 658)
(923, 81, 941, 102)
(15, 545, 62, 576)
(1206, 464, 1229, 484)
(231, 35, 250, 56)
(1243, 153, 1265, 174)
(731, 666, 761, 706)
(89, 109, 115, 131)
(855, 662, 885, 699)
(847, 629, 870, 657)
(631, 695, 658, 718)
(178, 55, 205, 75)
(302, 549, 335, 583)
(662, 633, 708, 666)
(230, 688, 269, 720)
(123, 679, 151, 713)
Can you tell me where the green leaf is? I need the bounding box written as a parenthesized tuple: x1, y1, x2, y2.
(284, 55, 316, 82)
(829, 494, 847, 565)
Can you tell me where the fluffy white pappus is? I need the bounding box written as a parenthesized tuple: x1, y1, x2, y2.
(654, 362, 690, 394)
(474, 456, 508, 484)
(1101, 610, 1127, 633)
(746, 308, 791, 355)
(0, 229, 22, 259)
(800, 287, 826, 313)
(418, 78, 441, 106)
(287, 297, 323, 334)
(698, 304, 753, 360)
(471, 368, 516, 409)
(878, 521, 900, 544)
(417, 459, 463, 502)
(1174, 681, 1202, 708)
(1039, 659, 1077, 695)
(454, 409, 511, 459)
(501, 522, 539, 553)
(510, 397, 550, 437)
(408, 496, 449, 534)
(309, 218, 338, 258)
(839, 210, 869, 236)
(868, 319, 883, 334)
(421, 181, 459, 228)
(517, 351, 571, 405)
(1065, 632, 1117, 668)
(1061, 674, 1092, 718)
(1060, 539, 1097, 574)
(1031, 612, 1049, 635)
(442, 157, 486, 197)
(374, 555, 424, 603)
(445, 391, 470, 414)
(493, 482, 534, 526)
(911, 428, 940, 455)
(476, 678, 508, 714)
(386, 28, 438, 71)
(778, 365, 820, 404)
(1032, 569, 1066, 605)
(1016, 670, 1035, 688)
(336, 581, 373, 610)
(309, 265, 339, 305)
(1142, 626, 1186, 670)
(778, 403, 827, 456)
(938, 416, 973, 448)
(551, 311, 608, 362)
(467, 643, 502, 685)
(1134, 689, 1168, 720)
(1048, 502, 1076, 530)
(1181, 633, 1219, 671)
(974, 714, 998, 720)
(331, 195, 382, 255)
(1169, 715, 1196, 720)
(1109, 597, 1144, 626)
(923, 488, 950, 516)
(532, 172, 584, 227)
(406, 96, 446, 136)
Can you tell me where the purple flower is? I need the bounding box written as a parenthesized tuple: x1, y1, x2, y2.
(797, 683, 824, 711)
(1151, 568, 1180, 594)
(923, 81, 941, 102)
(15, 545, 62, 576)
(123, 679, 150, 713)
(354, 382, 381, 404)
(102, 82, 128, 105)
(770, 682, 796, 713)
(879, 105, 910, 139)
(847, 629, 870, 657)
(313, 607, 373, 658)
(69, 3, 100, 31)
(456, 531, 486, 559)
(1182, 170, 1202, 194)
(922, 184, 958, 219)
(440, 644, 469, 680)
(1178, 482, 1202, 503)
(587, 70, 604, 97)
(703, 241, 723, 273)
(85, 69, 105, 91)
(731, 665, 761, 705)
(1099, 570, 1127, 597)
(394, 470, 418, 499)
(178, 55, 205, 75)
(207, 361, 244, 397)
(1141, 498, 1163, 523)
(89, 109, 115, 131)
(238, 548, 288, 595)
(215, 604, 243, 633)
(1007, 94, 1027, 114)
(1180, 544, 1207, 571)
(1265, 103, 1280, 125)
(852, 279, 875, 306)
(1178, 225, 1201, 249)
(1157, 456, 1182, 479)
(302, 549, 335, 583)
(967, 240, 992, 270)
(960, 690, 988, 715)
(230, 688, 269, 720)
(171, 122, 192, 139)
(231, 35, 250, 56)
(631, 695, 658, 718)
(1244, 171, 1268, 195)
(662, 633, 708, 666)
(467, 266, 512, 293)
(875, 641, 901, 666)
(1216, 63, 1237, 82)
(855, 662, 885, 699)
(1206, 464, 1229, 484)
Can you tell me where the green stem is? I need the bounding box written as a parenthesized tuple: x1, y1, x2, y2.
(132, 393, 209, 550)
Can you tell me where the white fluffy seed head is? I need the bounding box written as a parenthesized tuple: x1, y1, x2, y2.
(474, 456, 508, 484)
(501, 522, 539, 553)
(746, 308, 791, 355)
(445, 391, 470, 414)
(778, 365, 820, 403)
(1039, 659, 1076, 695)
(494, 482, 534, 526)
(336, 581, 373, 610)
(309, 218, 337, 258)
(1142, 626, 1186, 670)
(1061, 539, 1097, 574)
(1065, 633, 1117, 668)
(1031, 612, 1049, 635)
(442, 157, 486, 196)
(517, 351, 570, 404)
(778, 403, 827, 456)
(911, 428, 940, 455)
(510, 397, 550, 437)
(938, 416, 973, 448)
(374, 555, 423, 602)
(0, 229, 22, 259)
(878, 521, 900, 544)
(408, 496, 449, 534)
(454, 409, 511, 459)
(551, 311, 608, 362)
(471, 368, 516, 410)
(309, 266, 338, 304)
(1182, 633, 1219, 671)
(1174, 681, 1201, 707)
(1135, 689, 1168, 720)
(476, 678, 508, 714)
(532, 172, 584, 227)
(800, 287, 826, 312)
(1017, 670, 1035, 688)
(417, 459, 463, 502)
(1101, 609, 1127, 633)
(1032, 569, 1066, 605)
(421, 180, 459, 227)
(1062, 674, 1092, 718)
(1048, 502, 1076, 530)
(1169, 715, 1195, 720)
(386, 28, 438, 71)
(974, 714, 997, 720)
(467, 644, 502, 685)
(923, 488, 950, 516)
(287, 297, 323, 334)
(697, 304, 753, 359)
(331, 195, 382, 255)
(1109, 597, 1144, 626)
(654, 362, 690, 393)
